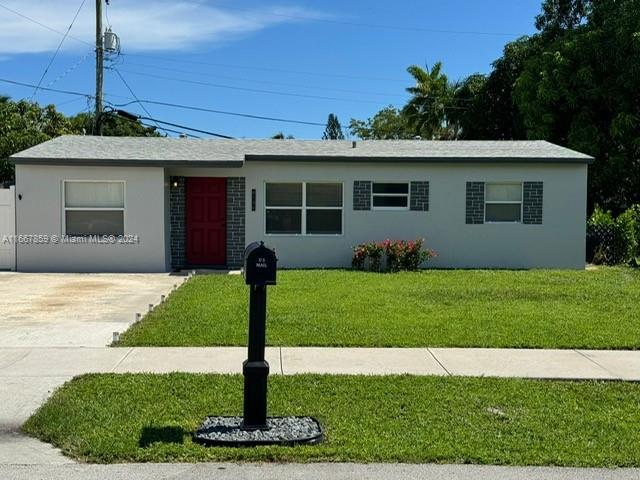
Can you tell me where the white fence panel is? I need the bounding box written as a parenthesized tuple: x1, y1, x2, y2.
(0, 186, 16, 270)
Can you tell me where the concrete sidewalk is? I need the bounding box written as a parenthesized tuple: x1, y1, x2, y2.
(2, 463, 639, 480)
(1, 346, 639, 380)
(2, 346, 639, 465)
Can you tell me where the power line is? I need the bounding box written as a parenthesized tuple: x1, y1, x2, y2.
(0, 77, 330, 127)
(120, 60, 474, 106)
(111, 109, 200, 138)
(139, 117, 232, 139)
(0, 1, 91, 47)
(30, 0, 87, 99)
(122, 53, 407, 83)
(45, 51, 92, 89)
(0, 77, 94, 99)
(109, 97, 327, 127)
(0, 77, 134, 104)
(110, 68, 162, 131)
(120, 60, 409, 99)
(112, 68, 388, 106)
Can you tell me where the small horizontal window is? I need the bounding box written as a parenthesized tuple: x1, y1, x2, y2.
(373, 183, 409, 195)
(372, 182, 409, 209)
(373, 196, 408, 208)
(485, 183, 522, 223)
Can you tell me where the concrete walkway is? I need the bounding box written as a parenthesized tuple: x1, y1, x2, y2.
(1, 346, 639, 380)
(2, 463, 640, 480)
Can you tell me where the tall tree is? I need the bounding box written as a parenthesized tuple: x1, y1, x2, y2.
(402, 62, 456, 139)
(322, 113, 345, 140)
(448, 74, 489, 139)
(515, 0, 640, 211)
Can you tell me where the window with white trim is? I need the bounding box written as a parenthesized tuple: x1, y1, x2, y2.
(63, 181, 125, 235)
(485, 183, 522, 223)
(372, 182, 409, 209)
(265, 182, 343, 235)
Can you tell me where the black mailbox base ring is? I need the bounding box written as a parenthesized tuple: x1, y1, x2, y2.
(193, 416, 323, 447)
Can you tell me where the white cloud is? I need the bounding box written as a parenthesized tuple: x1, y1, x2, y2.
(0, 0, 324, 55)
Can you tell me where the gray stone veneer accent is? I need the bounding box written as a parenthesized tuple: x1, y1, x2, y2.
(169, 176, 186, 269)
(523, 181, 543, 225)
(353, 181, 372, 210)
(465, 182, 485, 224)
(410, 181, 429, 211)
(226, 177, 246, 268)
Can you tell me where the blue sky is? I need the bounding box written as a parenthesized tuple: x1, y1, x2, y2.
(0, 0, 541, 139)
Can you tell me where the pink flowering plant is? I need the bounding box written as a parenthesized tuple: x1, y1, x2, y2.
(352, 242, 384, 271)
(352, 238, 436, 272)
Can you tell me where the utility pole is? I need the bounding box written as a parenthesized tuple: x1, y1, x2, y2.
(95, 0, 104, 135)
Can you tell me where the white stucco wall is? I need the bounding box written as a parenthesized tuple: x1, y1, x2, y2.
(169, 161, 588, 270)
(15, 164, 167, 272)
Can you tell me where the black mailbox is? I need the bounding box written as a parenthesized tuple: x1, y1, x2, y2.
(243, 241, 277, 286)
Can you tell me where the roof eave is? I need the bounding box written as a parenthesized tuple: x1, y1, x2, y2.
(10, 158, 244, 168)
(245, 154, 595, 164)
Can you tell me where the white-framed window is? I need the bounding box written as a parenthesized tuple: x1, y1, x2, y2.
(372, 182, 410, 210)
(265, 182, 343, 235)
(63, 180, 125, 235)
(485, 182, 522, 223)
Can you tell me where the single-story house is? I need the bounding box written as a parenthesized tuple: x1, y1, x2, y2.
(11, 135, 593, 272)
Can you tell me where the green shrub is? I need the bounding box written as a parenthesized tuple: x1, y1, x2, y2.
(616, 208, 638, 264)
(587, 205, 639, 265)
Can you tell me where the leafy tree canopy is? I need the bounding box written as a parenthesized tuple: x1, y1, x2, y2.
(348, 106, 414, 140)
(515, 0, 640, 210)
(70, 112, 161, 138)
(0, 99, 73, 184)
(0, 99, 160, 184)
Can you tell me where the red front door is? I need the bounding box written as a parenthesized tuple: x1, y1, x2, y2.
(186, 178, 226, 266)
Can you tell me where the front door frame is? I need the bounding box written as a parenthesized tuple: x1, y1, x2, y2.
(185, 177, 227, 267)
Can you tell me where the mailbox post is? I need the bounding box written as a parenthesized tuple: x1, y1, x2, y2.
(242, 241, 277, 430)
(193, 241, 322, 446)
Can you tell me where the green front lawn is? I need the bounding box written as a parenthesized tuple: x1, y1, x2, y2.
(24, 373, 640, 466)
(118, 268, 640, 349)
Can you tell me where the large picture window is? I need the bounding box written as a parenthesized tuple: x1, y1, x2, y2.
(265, 182, 343, 235)
(63, 181, 125, 235)
(485, 183, 522, 223)
(372, 182, 409, 209)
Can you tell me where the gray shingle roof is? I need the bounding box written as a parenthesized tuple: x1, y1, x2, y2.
(11, 135, 594, 166)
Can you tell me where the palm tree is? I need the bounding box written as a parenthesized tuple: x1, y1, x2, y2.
(402, 62, 457, 139)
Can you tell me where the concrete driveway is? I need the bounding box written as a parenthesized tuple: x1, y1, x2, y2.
(0, 272, 178, 347)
